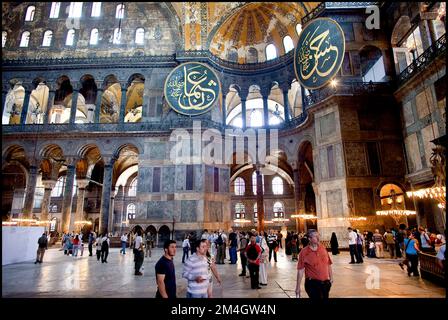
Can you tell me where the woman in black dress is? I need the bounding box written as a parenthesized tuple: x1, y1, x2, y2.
(330, 232, 340, 255)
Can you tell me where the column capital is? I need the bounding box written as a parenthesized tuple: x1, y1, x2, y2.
(76, 179, 90, 189)
(71, 81, 80, 91)
(102, 156, 117, 166)
(260, 87, 271, 98)
(64, 156, 80, 167)
(42, 179, 57, 189)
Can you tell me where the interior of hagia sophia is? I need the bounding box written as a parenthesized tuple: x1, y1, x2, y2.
(1, 2, 446, 248)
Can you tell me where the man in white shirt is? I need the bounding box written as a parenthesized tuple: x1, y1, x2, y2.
(182, 239, 210, 298)
(348, 227, 359, 264)
(134, 230, 144, 275)
(120, 233, 128, 254)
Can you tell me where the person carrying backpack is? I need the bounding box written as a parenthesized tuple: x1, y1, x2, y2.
(245, 234, 262, 290)
(35, 232, 48, 264)
(101, 234, 110, 263)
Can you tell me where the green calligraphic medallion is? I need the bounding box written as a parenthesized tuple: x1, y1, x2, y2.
(294, 18, 345, 90)
(164, 62, 221, 116)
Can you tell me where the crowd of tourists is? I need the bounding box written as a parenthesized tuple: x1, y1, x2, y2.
(33, 224, 445, 300)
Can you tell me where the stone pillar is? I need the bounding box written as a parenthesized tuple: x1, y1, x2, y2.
(418, 20, 432, 50)
(301, 86, 307, 112)
(2, 85, 8, 117)
(20, 87, 32, 124)
(44, 88, 55, 125)
(22, 165, 38, 219)
(69, 84, 79, 124)
(109, 192, 116, 234)
(40, 180, 56, 222)
(99, 157, 115, 235)
(74, 179, 89, 232)
(262, 95, 269, 127)
(119, 85, 127, 123)
(95, 87, 103, 123)
(222, 93, 227, 126)
(241, 98, 247, 129)
(61, 159, 77, 234)
(282, 89, 290, 122)
(256, 166, 265, 232)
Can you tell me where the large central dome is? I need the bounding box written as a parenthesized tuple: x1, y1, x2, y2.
(209, 2, 319, 63)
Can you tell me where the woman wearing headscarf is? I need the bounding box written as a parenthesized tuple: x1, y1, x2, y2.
(330, 232, 339, 255)
(258, 231, 269, 286)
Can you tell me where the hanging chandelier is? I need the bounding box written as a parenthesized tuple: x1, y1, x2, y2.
(407, 144, 446, 209)
(376, 189, 416, 225)
(291, 214, 317, 220)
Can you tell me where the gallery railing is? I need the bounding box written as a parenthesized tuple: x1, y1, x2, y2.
(397, 33, 446, 87)
(301, 2, 379, 24)
(303, 81, 393, 108)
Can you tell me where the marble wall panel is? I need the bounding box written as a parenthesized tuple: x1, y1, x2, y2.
(404, 133, 422, 172)
(220, 168, 230, 193)
(345, 142, 368, 176)
(352, 188, 375, 216)
(209, 201, 223, 222)
(162, 166, 175, 193)
(194, 165, 203, 192)
(380, 141, 406, 176)
(416, 87, 434, 119)
(180, 200, 198, 222)
(320, 112, 336, 138)
(326, 190, 343, 218)
(402, 100, 414, 127)
(176, 165, 186, 191)
(421, 123, 439, 168)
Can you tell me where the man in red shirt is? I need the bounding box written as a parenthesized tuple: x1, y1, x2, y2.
(295, 229, 333, 300)
(245, 234, 262, 289)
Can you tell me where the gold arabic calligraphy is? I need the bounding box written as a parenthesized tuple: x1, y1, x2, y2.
(167, 65, 217, 111)
(298, 25, 340, 84)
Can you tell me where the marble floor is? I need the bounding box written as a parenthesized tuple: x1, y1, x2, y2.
(2, 247, 445, 298)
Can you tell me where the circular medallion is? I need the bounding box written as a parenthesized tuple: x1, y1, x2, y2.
(294, 18, 345, 90)
(164, 62, 221, 116)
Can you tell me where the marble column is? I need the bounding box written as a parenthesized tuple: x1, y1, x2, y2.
(282, 89, 290, 122)
(61, 159, 77, 234)
(293, 169, 306, 232)
(241, 98, 247, 129)
(40, 180, 56, 222)
(99, 158, 115, 235)
(69, 84, 79, 124)
(256, 166, 265, 232)
(2, 87, 7, 117)
(262, 95, 269, 127)
(22, 165, 38, 219)
(301, 86, 307, 112)
(109, 193, 116, 234)
(44, 89, 55, 125)
(119, 85, 127, 123)
(20, 88, 32, 124)
(222, 93, 227, 126)
(74, 179, 89, 232)
(94, 88, 103, 123)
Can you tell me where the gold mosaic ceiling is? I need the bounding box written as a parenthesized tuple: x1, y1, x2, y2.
(209, 2, 320, 62)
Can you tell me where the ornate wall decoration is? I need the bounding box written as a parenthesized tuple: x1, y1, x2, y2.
(294, 18, 345, 89)
(164, 62, 221, 116)
(344, 142, 368, 176)
(352, 188, 374, 216)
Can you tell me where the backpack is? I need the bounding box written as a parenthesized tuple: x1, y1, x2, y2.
(216, 234, 223, 246)
(101, 238, 109, 250)
(246, 244, 259, 260)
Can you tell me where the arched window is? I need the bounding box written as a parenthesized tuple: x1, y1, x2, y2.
(20, 31, 30, 47)
(50, 217, 57, 232)
(253, 203, 258, 221)
(273, 201, 284, 218)
(283, 35, 294, 53)
(227, 48, 238, 62)
(296, 23, 302, 36)
(2, 31, 6, 48)
(68, 2, 83, 18)
(135, 28, 144, 45)
(235, 203, 245, 219)
(272, 176, 284, 195)
(51, 176, 65, 197)
(249, 109, 263, 127)
(116, 4, 125, 19)
(25, 6, 36, 21)
(50, 2, 61, 18)
(113, 28, 122, 44)
(234, 177, 245, 196)
(90, 28, 99, 45)
(127, 203, 136, 220)
(360, 46, 386, 82)
(91, 2, 101, 17)
(128, 178, 138, 197)
(252, 171, 264, 195)
(266, 44, 277, 60)
(65, 29, 75, 46)
(247, 47, 258, 63)
(42, 30, 53, 47)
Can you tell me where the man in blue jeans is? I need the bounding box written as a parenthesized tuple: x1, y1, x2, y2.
(120, 233, 128, 254)
(228, 228, 238, 264)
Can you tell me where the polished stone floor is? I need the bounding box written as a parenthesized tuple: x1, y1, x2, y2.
(2, 246, 445, 298)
